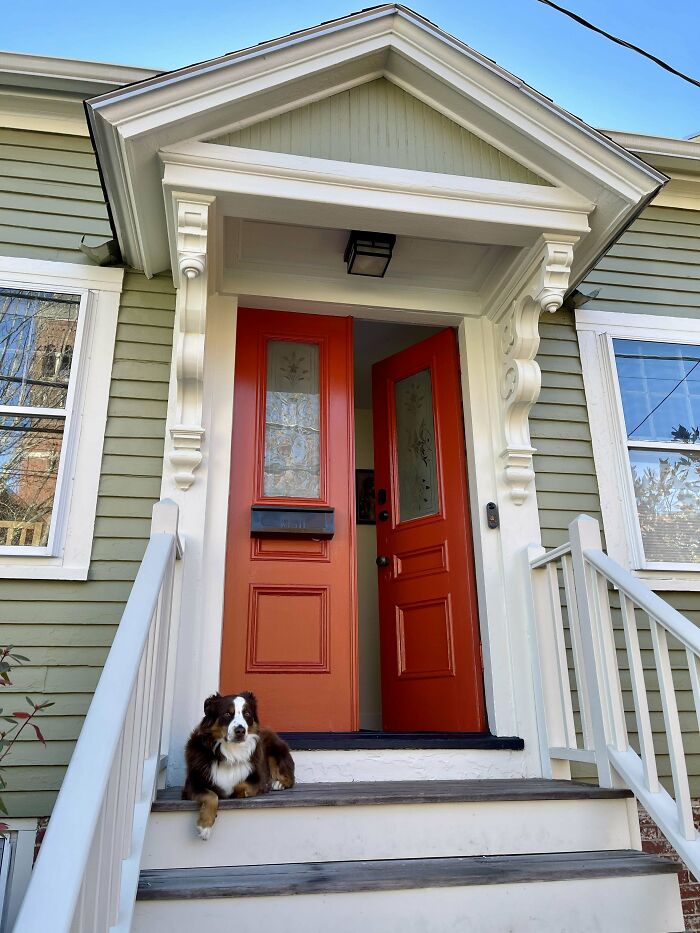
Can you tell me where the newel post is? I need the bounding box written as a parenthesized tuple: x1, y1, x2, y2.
(568, 515, 620, 787)
(151, 498, 180, 539)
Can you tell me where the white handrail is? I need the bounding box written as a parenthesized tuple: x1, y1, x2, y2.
(13, 499, 181, 933)
(528, 514, 700, 879)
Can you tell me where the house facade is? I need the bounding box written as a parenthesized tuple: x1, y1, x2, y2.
(1, 6, 699, 931)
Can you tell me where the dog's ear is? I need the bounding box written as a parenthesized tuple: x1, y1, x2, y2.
(240, 691, 258, 722)
(203, 692, 221, 720)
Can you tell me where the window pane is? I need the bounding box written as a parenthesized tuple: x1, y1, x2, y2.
(0, 414, 64, 547)
(630, 448, 700, 563)
(263, 341, 320, 498)
(614, 338, 700, 443)
(0, 289, 79, 409)
(395, 368, 439, 522)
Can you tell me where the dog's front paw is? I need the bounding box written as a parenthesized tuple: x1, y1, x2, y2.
(197, 825, 212, 841)
(271, 780, 284, 790)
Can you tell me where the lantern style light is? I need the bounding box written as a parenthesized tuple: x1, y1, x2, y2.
(344, 230, 396, 277)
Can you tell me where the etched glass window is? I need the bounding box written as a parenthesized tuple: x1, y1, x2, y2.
(614, 339, 700, 564)
(263, 340, 320, 498)
(395, 368, 438, 522)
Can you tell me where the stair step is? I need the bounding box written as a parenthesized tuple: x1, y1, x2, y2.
(154, 778, 632, 811)
(144, 779, 639, 869)
(138, 850, 679, 900)
(280, 731, 524, 750)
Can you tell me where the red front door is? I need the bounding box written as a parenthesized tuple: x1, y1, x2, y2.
(221, 308, 357, 732)
(372, 329, 486, 732)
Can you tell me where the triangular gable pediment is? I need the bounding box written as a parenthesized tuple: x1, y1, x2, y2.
(207, 78, 549, 186)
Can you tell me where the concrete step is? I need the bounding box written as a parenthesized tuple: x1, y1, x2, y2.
(143, 779, 638, 869)
(133, 850, 684, 933)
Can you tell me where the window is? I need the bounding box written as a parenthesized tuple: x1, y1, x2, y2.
(0, 289, 80, 552)
(0, 259, 123, 579)
(577, 310, 700, 586)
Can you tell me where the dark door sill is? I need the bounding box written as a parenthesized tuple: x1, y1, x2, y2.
(278, 731, 524, 751)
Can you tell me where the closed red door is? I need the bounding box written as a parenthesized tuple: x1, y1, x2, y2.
(221, 308, 357, 731)
(372, 329, 485, 732)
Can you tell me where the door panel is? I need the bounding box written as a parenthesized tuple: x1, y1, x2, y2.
(372, 328, 485, 732)
(221, 308, 357, 731)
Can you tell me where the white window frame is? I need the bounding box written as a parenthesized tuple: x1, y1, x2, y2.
(577, 308, 700, 590)
(0, 257, 123, 579)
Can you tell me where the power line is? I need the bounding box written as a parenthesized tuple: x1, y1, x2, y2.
(628, 360, 700, 437)
(535, 0, 700, 92)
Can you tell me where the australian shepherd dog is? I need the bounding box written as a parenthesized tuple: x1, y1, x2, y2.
(183, 691, 295, 839)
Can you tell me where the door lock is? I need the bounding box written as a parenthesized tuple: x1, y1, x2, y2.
(376, 555, 390, 568)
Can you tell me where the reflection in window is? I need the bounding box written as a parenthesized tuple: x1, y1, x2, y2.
(0, 289, 79, 548)
(263, 341, 320, 498)
(395, 368, 438, 522)
(614, 339, 700, 564)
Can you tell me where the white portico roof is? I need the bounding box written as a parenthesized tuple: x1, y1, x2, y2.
(83, 5, 666, 287)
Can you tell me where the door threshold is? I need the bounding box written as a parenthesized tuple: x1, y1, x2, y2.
(279, 731, 524, 751)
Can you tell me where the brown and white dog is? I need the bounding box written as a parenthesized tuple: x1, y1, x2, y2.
(182, 691, 295, 839)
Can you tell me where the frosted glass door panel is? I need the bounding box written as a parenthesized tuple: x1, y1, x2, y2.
(263, 341, 320, 498)
(395, 368, 438, 521)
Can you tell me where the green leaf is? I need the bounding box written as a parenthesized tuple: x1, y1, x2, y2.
(10, 655, 29, 662)
(0, 663, 10, 674)
(38, 701, 54, 710)
(0, 798, 7, 815)
(2, 718, 17, 725)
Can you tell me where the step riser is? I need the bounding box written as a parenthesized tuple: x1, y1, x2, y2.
(142, 797, 635, 869)
(133, 873, 684, 933)
(291, 748, 527, 782)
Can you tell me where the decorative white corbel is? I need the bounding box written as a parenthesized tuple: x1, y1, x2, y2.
(500, 236, 576, 504)
(169, 195, 215, 490)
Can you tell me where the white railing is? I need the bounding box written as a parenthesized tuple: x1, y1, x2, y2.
(527, 514, 700, 877)
(13, 499, 182, 933)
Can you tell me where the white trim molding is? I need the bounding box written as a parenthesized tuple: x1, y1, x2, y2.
(577, 308, 700, 590)
(494, 235, 577, 504)
(0, 257, 122, 579)
(167, 194, 216, 490)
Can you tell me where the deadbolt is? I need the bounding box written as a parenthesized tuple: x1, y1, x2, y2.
(376, 555, 390, 568)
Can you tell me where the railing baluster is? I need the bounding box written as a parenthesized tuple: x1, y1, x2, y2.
(593, 572, 628, 752)
(619, 593, 658, 793)
(546, 561, 577, 748)
(650, 618, 695, 841)
(561, 553, 593, 751)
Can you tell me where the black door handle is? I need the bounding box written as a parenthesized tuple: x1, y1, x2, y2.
(376, 555, 390, 568)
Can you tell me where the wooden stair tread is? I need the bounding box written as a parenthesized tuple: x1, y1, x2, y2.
(279, 732, 524, 750)
(154, 778, 632, 811)
(137, 850, 680, 900)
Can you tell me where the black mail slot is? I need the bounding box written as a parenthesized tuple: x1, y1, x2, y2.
(251, 505, 335, 538)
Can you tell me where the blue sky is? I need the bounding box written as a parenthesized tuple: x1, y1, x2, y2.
(3, 0, 699, 137)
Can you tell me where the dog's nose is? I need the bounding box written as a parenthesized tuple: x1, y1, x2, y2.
(234, 725, 246, 739)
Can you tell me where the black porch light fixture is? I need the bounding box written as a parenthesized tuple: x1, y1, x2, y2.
(344, 230, 396, 277)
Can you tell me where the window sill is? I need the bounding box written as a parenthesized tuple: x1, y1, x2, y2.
(633, 568, 700, 592)
(0, 561, 89, 580)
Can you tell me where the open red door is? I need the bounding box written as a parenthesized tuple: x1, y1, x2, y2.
(372, 328, 485, 732)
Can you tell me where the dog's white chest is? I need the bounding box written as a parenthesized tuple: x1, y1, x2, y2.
(210, 735, 258, 797)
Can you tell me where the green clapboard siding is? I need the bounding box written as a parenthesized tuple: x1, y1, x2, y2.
(0, 127, 112, 263)
(209, 78, 549, 185)
(533, 207, 700, 791)
(0, 271, 175, 818)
